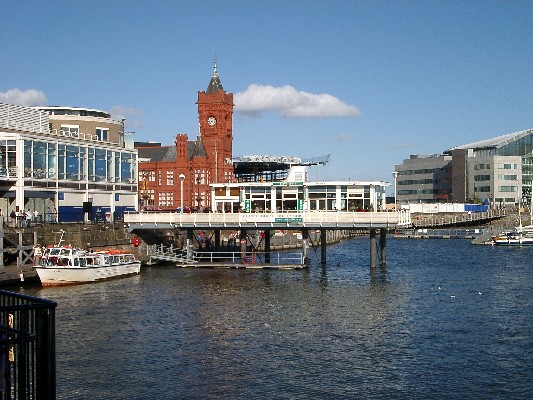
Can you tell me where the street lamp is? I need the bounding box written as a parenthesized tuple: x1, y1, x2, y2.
(392, 171, 398, 210)
(179, 173, 185, 213)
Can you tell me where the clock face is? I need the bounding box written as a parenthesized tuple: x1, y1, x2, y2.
(207, 116, 216, 126)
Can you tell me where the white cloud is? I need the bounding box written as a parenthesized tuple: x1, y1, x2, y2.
(234, 84, 360, 118)
(110, 105, 144, 121)
(110, 105, 145, 133)
(336, 133, 350, 142)
(0, 88, 47, 106)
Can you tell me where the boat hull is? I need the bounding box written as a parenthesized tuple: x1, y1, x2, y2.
(492, 240, 533, 246)
(34, 262, 141, 286)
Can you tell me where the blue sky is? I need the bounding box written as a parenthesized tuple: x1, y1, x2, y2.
(2, 1, 533, 188)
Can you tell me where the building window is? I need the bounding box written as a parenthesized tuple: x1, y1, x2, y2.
(474, 175, 491, 181)
(158, 192, 174, 207)
(96, 128, 108, 141)
(60, 125, 79, 137)
(120, 152, 135, 183)
(498, 163, 518, 169)
(66, 145, 80, 180)
(498, 174, 518, 181)
(195, 170, 205, 185)
(474, 186, 491, 192)
(167, 171, 174, 186)
(499, 186, 517, 192)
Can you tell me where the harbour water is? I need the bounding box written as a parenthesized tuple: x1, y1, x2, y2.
(14, 237, 533, 399)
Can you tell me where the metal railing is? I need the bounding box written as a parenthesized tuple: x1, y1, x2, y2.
(0, 291, 56, 400)
(148, 245, 306, 267)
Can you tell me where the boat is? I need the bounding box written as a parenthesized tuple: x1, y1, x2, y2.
(491, 223, 533, 246)
(34, 246, 142, 286)
(492, 190, 533, 245)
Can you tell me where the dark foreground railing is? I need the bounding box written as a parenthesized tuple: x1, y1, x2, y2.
(0, 291, 56, 400)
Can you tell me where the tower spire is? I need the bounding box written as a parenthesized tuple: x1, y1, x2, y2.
(213, 55, 218, 77)
(206, 56, 223, 93)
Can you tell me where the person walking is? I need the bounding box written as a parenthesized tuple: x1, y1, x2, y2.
(9, 209, 15, 227)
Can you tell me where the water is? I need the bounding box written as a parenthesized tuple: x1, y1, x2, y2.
(16, 238, 533, 399)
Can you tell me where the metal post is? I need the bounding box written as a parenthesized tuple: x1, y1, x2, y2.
(380, 228, 387, 266)
(179, 173, 185, 212)
(302, 229, 309, 266)
(214, 230, 221, 250)
(370, 228, 377, 268)
(320, 229, 327, 265)
(264, 229, 271, 263)
(392, 171, 398, 210)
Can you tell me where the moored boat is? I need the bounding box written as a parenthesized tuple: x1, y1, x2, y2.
(491, 224, 533, 246)
(34, 246, 141, 286)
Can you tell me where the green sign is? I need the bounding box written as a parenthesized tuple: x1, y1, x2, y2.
(274, 218, 303, 223)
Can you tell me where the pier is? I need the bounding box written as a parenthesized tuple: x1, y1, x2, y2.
(125, 210, 412, 267)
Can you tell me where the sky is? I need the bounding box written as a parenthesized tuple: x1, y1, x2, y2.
(2, 0, 533, 190)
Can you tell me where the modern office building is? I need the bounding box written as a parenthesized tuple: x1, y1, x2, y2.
(0, 102, 138, 222)
(394, 128, 533, 206)
(395, 154, 453, 204)
(136, 62, 234, 211)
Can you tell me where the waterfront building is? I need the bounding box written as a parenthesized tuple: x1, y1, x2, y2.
(136, 62, 234, 211)
(395, 128, 533, 206)
(395, 154, 452, 204)
(211, 165, 389, 213)
(0, 102, 138, 222)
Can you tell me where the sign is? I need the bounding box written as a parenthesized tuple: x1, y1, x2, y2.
(272, 182, 303, 186)
(240, 213, 303, 223)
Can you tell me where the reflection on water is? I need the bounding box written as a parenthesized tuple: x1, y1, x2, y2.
(17, 238, 533, 399)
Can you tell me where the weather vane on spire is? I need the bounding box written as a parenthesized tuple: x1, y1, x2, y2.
(213, 55, 218, 77)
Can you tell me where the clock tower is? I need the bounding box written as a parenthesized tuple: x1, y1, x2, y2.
(197, 60, 234, 183)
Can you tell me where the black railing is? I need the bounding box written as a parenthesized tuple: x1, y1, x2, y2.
(0, 291, 56, 400)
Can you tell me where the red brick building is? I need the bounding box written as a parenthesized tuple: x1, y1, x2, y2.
(136, 63, 234, 210)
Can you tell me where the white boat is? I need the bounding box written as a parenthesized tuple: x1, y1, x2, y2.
(491, 225, 533, 246)
(34, 246, 142, 286)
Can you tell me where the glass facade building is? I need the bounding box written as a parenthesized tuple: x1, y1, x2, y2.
(394, 128, 533, 206)
(0, 103, 138, 223)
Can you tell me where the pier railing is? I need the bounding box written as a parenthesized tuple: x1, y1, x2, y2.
(147, 245, 306, 267)
(125, 210, 412, 229)
(0, 290, 56, 400)
(411, 209, 506, 228)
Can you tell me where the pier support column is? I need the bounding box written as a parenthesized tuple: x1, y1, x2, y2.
(380, 228, 387, 267)
(214, 230, 221, 251)
(370, 229, 377, 268)
(302, 229, 309, 266)
(320, 229, 327, 265)
(264, 230, 271, 263)
(240, 229, 247, 257)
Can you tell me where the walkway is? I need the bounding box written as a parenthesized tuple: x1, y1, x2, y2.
(125, 210, 412, 231)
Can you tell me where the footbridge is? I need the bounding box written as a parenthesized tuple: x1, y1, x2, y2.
(124, 210, 412, 267)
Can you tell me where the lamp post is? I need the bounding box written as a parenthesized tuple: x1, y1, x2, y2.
(179, 173, 185, 213)
(392, 171, 398, 210)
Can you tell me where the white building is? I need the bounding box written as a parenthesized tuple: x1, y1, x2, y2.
(0, 103, 138, 222)
(211, 165, 389, 213)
